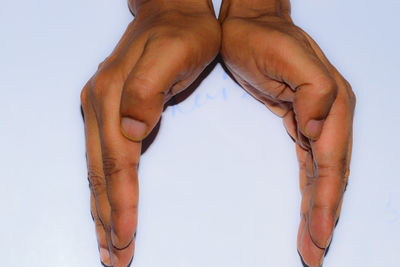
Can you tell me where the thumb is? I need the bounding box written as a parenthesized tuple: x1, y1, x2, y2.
(293, 75, 337, 140)
(119, 40, 187, 141)
(119, 70, 164, 141)
(263, 30, 339, 140)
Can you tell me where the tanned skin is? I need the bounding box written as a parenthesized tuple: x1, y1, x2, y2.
(81, 0, 355, 266)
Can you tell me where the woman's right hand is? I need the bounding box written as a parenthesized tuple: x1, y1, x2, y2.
(80, 1, 220, 266)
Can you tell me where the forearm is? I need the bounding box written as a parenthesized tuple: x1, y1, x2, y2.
(128, 0, 215, 15)
(219, 0, 291, 20)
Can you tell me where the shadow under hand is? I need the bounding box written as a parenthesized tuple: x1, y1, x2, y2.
(141, 57, 219, 154)
(80, 57, 219, 156)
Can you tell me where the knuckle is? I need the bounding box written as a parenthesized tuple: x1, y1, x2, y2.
(312, 202, 335, 213)
(349, 88, 357, 110)
(80, 87, 88, 107)
(97, 57, 110, 71)
(88, 168, 106, 195)
(91, 69, 120, 100)
(80, 82, 94, 110)
(111, 202, 138, 214)
(124, 74, 160, 103)
(317, 160, 345, 178)
(316, 157, 348, 188)
(97, 60, 105, 71)
(314, 75, 338, 99)
(97, 56, 117, 71)
(101, 155, 139, 180)
(342, 78, 356, 111)
(102, 155, 123, 179)
(317, 152, 346, 177)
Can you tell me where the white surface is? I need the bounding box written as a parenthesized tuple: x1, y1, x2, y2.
(1, 0, 400, 266)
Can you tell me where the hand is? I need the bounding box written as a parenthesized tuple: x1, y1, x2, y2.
(80, 1, 220, 266)
(219, 2, 355, 266)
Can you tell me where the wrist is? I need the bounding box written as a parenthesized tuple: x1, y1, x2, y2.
(219, 0, 291, 22)
(129, 0, 215, 16)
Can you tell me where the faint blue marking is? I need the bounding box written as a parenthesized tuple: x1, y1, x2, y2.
(385, 197, 400, 224)
(170, 87, 231, 117)
(194, 93, 206, 107)
(241, 91, 250, 98)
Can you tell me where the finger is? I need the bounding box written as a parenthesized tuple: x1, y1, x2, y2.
(86, 78, 137, 267)
(296, 146, 328, 266)
(292, 128, 327, 266)
(82, 86, 113, 264)
(108, 234, 136, 267)
(291, 126, 322, 265)
(330, 131, 352, 228)
(307, 81, 355, 249)
(297, 216, 325, 267)
(260, 29, 338, 140)
(119, 36, 196, 141)
(289, 131, 330, 267)
(275, 95, 321, 266)
(95, 37, 195, 259)
(225, 27, 338, 140)
(293, 30, 356, 249)
(90, 191, 111, 266)
(83, 85, 136, 266)
(281, 41, 338, 141)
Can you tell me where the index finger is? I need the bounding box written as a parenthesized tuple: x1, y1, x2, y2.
(93, 37, 198, 265)
(307, 76, 355, 249)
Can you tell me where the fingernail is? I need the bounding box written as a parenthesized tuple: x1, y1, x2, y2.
(111, 229, 120, 248)
(99, 248, 111, 266)
(304, 119, 324, 140)
(121, 116, 147, 141)
(309, 210, 335, 249)
(111, 229, 133, 250)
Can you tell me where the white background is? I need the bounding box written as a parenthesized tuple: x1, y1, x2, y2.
(1, 0, 399, 266)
